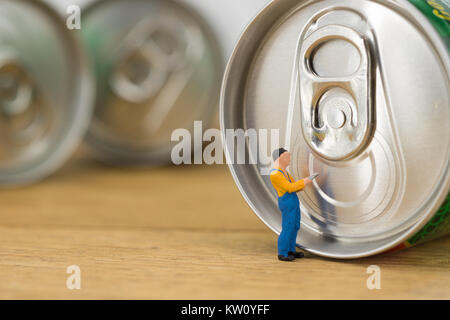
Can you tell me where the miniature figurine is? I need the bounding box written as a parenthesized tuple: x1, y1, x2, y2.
(270, 148, 318, 262)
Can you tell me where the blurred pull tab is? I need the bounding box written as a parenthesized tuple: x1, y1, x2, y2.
(299, 25, 374, 161)
(110, 45, 168, 104)
(0, 52, 33, 117)
(110, 17, 188, 104)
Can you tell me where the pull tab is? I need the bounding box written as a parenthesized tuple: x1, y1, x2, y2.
(299, 24, 374, 161)
(110, 17, 188, 104)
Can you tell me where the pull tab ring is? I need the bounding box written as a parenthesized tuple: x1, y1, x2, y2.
(299, 25, 374, 161)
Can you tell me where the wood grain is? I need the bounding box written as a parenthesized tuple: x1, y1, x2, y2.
(0, 148, 449, 299)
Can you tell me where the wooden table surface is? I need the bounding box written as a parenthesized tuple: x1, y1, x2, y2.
(0, 149, 449, 299)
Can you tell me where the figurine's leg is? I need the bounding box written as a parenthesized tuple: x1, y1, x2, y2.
(278, 210, 292, 257)
(289, 208, 301, 252)
(292, 208, 301, 252)
(289, 231, 297, 253)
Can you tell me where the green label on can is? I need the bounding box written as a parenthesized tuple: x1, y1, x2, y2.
(408, 0, 450, 47)
(407, 194, 450, 246)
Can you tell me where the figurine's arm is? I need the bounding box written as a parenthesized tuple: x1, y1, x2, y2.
(270, 172, 309, 194)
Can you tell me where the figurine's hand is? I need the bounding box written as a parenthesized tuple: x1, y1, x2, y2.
(308, 173, 319, 180)
(304, 178, 312, 185)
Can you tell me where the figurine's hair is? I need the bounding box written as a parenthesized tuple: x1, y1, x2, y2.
(272, 148, 288, 161)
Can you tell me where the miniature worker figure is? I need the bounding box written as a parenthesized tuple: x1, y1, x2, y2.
(270, 148, 317, 262)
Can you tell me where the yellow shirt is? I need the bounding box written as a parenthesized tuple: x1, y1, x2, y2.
(270, 167, 306, 197)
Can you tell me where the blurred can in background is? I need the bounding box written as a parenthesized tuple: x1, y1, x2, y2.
(80, 0, 223, 164)
(221, 0, 449, 258)
(0, 0, 93, 186)
(46, 0, 271, 165)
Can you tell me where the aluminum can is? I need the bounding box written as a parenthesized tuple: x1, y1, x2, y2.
(80, 0, 223, 164)
(0, 0, 94, 186)
(221, 0, 450, 258)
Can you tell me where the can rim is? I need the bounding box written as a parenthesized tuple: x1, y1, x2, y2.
(220, 0, 450, 259)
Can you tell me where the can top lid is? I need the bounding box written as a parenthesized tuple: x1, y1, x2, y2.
(221, 0, 450, 258)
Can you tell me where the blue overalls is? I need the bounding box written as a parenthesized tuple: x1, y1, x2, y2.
(271, 169, 301, 257)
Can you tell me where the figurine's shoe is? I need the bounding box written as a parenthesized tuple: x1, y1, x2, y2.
(288, 251, 305, 259)
(278, 254, 295, 262)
